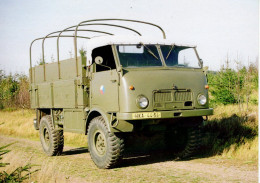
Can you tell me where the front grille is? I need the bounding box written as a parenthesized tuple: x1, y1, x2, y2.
(154, 92, 172, 102)
(154, 90, 192, 102)
(153, 90, 193, 110)
(174, 91, 192, 101)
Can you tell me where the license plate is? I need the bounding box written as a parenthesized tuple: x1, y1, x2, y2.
(132, 112, 161, 119)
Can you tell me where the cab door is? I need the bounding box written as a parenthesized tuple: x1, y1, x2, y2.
(90, 45, 119, 112)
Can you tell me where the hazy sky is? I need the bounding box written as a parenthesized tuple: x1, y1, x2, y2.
(0, 0, 258, 74)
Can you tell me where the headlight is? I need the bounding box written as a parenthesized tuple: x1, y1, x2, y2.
(136, 95, 149, 109)
(197, 94, 207, 105)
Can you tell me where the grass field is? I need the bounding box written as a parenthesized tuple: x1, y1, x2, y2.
(0, 104, 258, 162)
(0, 104, 258, 182)
(0, 109, 87, 147)
(204, 104, 258, 162)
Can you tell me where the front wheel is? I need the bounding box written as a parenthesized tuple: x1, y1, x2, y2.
(165, 124, 202, 158)
(87, 116, 124, 169)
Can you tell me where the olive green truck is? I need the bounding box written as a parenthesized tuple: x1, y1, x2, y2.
(29, 19, 213, 169)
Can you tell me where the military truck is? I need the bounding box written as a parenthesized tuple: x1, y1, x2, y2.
(29, 19, 213, 169)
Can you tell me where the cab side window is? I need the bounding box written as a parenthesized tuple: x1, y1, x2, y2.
(92, 45, 116, 72)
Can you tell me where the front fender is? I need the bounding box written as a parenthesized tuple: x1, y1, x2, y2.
(86, 107, 112, 133)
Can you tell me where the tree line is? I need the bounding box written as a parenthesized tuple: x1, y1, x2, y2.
(0, 60, 258, 110)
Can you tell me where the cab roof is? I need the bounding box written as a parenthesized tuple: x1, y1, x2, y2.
(86, 35, 196, 65)
(86, 35, 196, 49)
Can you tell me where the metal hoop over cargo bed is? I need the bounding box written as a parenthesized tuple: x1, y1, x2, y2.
(29, 18, 166, 83)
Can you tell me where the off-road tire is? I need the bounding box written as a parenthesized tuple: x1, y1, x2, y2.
(39, 115, 64, 156)
(177, 126, 202, 158)
(87, 116, 124, 169)
(166, 125, 202, 159)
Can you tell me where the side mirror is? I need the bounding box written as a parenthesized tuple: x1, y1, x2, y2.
(203, 66, 208, 79)
(200, 59, 203, 67)
(95, 56, 103, 65)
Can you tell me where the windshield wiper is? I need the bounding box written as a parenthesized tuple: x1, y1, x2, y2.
(165, 44, 175, 60)
(140, 42, 159, 60)
(173, 64, 186, 67)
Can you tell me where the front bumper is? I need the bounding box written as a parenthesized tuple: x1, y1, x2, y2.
(116, 108, 213, 120)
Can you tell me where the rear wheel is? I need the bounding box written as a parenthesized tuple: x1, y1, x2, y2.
(88, 116, 124, 169)
(39, 115, 64, 156)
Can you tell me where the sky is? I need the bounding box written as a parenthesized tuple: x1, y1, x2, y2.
(0, 0, 259, 74)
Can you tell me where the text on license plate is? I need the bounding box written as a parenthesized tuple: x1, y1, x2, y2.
(132, 112, 161, 119)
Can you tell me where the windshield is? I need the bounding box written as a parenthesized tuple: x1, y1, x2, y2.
(160, 45, 201, 68)
(116, 45, 162, 68)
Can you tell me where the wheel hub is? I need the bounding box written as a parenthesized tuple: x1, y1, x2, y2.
(43, 127, 50, 147)
(94, 130, 107, 156)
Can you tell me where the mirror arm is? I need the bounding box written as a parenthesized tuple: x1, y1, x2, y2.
(193, 47, 203, 68)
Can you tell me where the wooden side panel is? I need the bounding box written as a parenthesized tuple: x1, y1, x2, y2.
(30, 57, 85, 109)
(34, 65, 44, 83)
(45, 63, 59, 82)
(29, 67, 35, 83)
(53, 80, 75, 108)
(38, 83, 52, 108)
(31, 57, 82, 84)
(29, 84, 38, 109)
(60, 58, 81, 80)
(77, 85, 84, 107)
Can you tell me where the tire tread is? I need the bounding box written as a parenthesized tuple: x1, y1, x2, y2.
(39, 115, 64, 156)
(88, 116, 124, 169)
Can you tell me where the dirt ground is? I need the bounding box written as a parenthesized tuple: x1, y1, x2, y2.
(0, 135, 258, 183)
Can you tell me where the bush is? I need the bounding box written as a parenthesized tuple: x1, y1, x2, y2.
(208, 68, 238, 105)
(0, 143, 39, 183)
(208, 59, 258, 106)
(0, 70, 30, 110)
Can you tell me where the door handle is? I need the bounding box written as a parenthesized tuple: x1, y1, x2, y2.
(110, 79, 117, 83)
